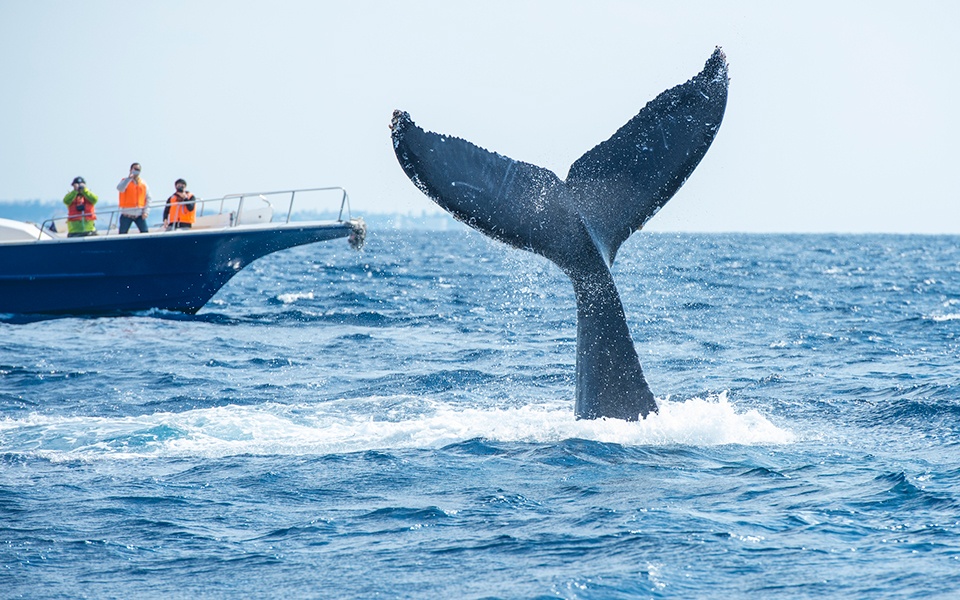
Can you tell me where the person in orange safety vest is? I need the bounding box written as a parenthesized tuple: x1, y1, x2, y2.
(116, 162, 151, 234)
(62, 176, 98, 237)
(163, 178, 198, 230)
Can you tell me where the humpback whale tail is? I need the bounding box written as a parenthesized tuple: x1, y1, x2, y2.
(391, 48, 729, 420)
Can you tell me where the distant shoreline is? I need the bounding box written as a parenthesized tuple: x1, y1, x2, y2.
(3, 200, 958, 235)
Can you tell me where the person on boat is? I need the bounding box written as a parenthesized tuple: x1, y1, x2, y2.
(62, 177, 98, 237)
(163, 178, 198, 230)
(116, 162, 151, 234)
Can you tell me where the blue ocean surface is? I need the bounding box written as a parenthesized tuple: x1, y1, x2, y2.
(2, 231, 959, 598)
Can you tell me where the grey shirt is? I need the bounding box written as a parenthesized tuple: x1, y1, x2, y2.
(116, 176, 152, 218)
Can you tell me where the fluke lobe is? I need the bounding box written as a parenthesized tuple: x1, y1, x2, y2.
(391, 48, 729, 420)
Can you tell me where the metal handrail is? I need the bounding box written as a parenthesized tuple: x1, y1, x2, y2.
(214, 186, 351, 224)
(37, 186, 352, 240)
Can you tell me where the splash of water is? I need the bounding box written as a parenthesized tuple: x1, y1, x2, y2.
(0, 392, 794, 461)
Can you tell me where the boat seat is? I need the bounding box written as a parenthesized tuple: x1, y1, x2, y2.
(52, 218, 69, 236)
(236, 206, 274, 225)
(191, 205, 274, 230)
(193, 213, 234, 230)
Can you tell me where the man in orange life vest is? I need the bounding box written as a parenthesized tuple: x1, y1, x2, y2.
(62, 176, 98, 237)
(163, 178, 198, 230)
(116, 162, 151, 234)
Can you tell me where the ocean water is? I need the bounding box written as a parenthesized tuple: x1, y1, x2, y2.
(1, 231, 958, 599)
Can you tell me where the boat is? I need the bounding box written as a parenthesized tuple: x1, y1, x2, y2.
(0, 187, 366, 315)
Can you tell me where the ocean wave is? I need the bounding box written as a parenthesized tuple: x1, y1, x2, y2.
(272, 291, 315, 304)
(144, 305, 410, 327)
(926, 313, 960, 322)
(0, 392, 794, 461)
(852, 471, 960, 511)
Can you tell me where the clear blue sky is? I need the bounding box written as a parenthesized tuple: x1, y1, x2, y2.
(1, 1, 957, 232)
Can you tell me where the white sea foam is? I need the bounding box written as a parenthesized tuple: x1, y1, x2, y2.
(0, 392, 794, 461)
(275, 291, 315, 304)
(928, 313, 960, 322)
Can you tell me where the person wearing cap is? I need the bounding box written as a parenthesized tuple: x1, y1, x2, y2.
(116, 162, 151, 234)
(163, 178, 198, 230)
(62, 177, 98, 237)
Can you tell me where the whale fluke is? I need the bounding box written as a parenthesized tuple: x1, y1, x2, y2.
(391, 48, 729, 420)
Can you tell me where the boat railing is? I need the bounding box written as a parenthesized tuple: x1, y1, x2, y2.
(38, 186, 354, 240)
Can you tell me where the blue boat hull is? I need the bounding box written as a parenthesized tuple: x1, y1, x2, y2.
(0, 222, 354, 315)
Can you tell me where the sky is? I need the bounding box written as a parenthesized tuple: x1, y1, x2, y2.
(0, 1, 957, 233)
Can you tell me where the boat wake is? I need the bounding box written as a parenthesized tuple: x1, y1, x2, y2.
(0, 393, 794, 461)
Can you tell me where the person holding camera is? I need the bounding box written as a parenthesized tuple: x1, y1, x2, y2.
(163, 178, 198, 230)
(62, 176, 98, 237)
(116, 162, 151, 234)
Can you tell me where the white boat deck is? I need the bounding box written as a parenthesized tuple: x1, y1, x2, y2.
(0, 187, 357, 245)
